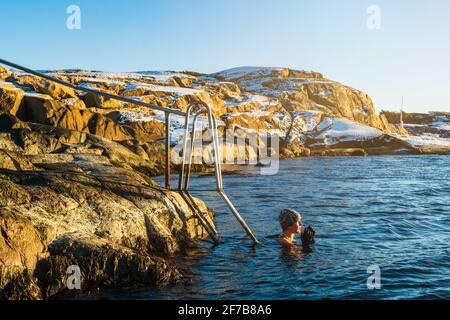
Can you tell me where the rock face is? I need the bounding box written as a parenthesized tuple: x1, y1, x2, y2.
(32, 80, 78, 100)
(1, 64, 435, 162)
(0, 166, 212, 299)
(381, 111, 450, 138)
(19, 94, 137, 142)
(0, 66, 12, 80)
(0, 83, 24, 116)
(213, 67, 392, 130)
(0, 114, 213, 299)
(0, 62, 448, 299)
(378, 111, 450, 153)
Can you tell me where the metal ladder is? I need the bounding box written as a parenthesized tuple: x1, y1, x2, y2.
(174, 102, 259, 245)
(0, 58, 259, 245)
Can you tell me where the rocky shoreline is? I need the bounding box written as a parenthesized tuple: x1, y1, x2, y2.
(1, 64, 449, 164)
(1, 63, 449, 300)
(0, 113, 213, 299)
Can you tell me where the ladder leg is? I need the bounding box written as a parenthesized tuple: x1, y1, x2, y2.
(219, 191, 259, 245)
(178, 108, 193, 191)
(206, 106, 259, 245)
(206, 110, 223, 191)
(179, 101, 259, 246)
(179, 191, 220, 244)
(165, 112, 171, 190)
(184, 111, 204, 191)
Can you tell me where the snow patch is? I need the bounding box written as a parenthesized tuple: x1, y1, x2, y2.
(123, 83, 203, 96)
(24, 92, 53, 99)
(395, 134, 450, 148)
(292, 110, 323, 132)
(226, 110, 272, 118)
(137, 71, 197, 83)
(432, 122, 450, 132)
(116, 109, 224, 145)
(225, 94, 277, 108)
(315, 118, 383, 143)
(213, 66, 283, 81)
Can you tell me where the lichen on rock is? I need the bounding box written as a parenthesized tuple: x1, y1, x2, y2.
(0, 113, 214, 300)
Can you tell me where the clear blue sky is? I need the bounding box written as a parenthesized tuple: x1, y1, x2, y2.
(1, 0, 449, 113)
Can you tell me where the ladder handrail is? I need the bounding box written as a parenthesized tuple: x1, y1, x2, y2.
(178, 101, 259, 245)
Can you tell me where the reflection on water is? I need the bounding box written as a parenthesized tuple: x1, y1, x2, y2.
(103, 156, 450, 300)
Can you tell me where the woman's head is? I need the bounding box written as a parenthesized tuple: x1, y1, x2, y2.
(279, 209, 302, 234)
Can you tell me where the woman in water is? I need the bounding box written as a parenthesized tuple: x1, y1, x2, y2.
(278, 209, 315, 247)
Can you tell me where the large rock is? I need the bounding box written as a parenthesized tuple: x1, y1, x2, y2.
(21, 95, 65, 124)
(19, 95, 136, 142)
(173, 92, 227, 117)
(0, 117, 214, 299)
(279, 137, 311, 158)
(0, 149, 36, 170)
(224, 112, 278, 132)
(0, 112, 30, 132)
(0, 83, 24, 115)
(309, 134, 419, 155)
(82, 92, 127, 109)
(0, 113, 166, 176)
(0, 165, 213, 299)
(86, 113, 133, 141)
(212, 67, 392, 131)
(4, 66, 441, 163)
(61, 98, 87, 110)
(0, 209, 47, 299)
(12, 74, 77, 100)
(32, 80, 78, 100)
(217, 82, 241, 100)
(116, 118, 165, 142)
(0, 66, 12, 81)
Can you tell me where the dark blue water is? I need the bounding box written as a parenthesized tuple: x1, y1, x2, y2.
(114, 156, 450, 299)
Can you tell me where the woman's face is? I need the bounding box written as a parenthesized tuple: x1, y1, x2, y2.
(288, 220, 302, 234)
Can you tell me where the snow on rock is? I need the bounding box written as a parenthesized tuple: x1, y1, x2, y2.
(122, 83, 203, 96)
(224, 93, 278, 108)
(116, 110, 156, 124)
(136, 71, 197, 83)
(213, 66, 283, 81)
(6, 66, 444, 153)
(23, 92, 53, 99)
(0, 81, 15, 88)
(268, 110, 322, 143)
(116, 109, 224, 145)
(432, 122, 450, 132)
(224, 110, 272, 118)
(315, 118, 383, 144)
(292, 110, 323, 132)
(394, 133, 450, 148)
(52, 70, 191, 82)
(213, 67, 328, 93)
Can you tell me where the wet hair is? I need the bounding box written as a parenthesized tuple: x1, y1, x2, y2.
(279, 209, 301, 231)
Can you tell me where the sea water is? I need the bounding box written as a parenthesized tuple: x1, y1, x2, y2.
(103, 155, 450, 300)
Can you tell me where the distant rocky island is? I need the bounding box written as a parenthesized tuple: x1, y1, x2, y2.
(0, 64, 449, 299)
(1, 65, 449, 160)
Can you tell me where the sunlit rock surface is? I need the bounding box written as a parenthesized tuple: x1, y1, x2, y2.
(0, 63, 448, 299)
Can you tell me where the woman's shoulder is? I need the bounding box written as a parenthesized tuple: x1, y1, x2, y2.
(278, 236, 295, 247)
(265, 234, 297, 247)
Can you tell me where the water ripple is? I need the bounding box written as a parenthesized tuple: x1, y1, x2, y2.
(107, 155, 450, 300)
